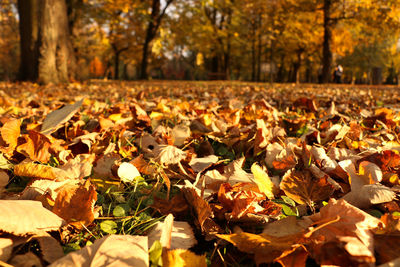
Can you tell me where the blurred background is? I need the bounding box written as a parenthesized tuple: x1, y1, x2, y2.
(1, 0, 400, 84)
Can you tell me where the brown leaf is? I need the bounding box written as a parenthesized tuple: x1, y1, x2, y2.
(148, 220, 197, 250)
(52, 179, 97, 228)
(254, 119, 271, 155)
(9, 252, 43, 267)
(130, 103, 151, 128)
(0, 200, 65, 235)
(308, 199, 381, 264)
(17, 130, 52, 163)
(0, 237, 14, 262)
(0, 119, 21, 151)
(152, 193, 189, 216)
(357, 150, 400, 173)
(59, 154, 94, 179)
(34, 234, 64, 264)
(50, 235, 148, 267)
(131, 154, 155, 175)
(280, 169, 335, 206)
(182, 187, 212, 230)
(216, 231, 308, 265)
(40, 99, 83, 135)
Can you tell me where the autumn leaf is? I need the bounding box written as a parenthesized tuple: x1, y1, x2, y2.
(251, 163, 276, 199)
(0, 119, 21, 151)
(216, 231, 308, 266)
(40, 99, 84, 135)
(162, 249, 207, 267)
(52, 179, 97, 228)
(17, 130, 52, 163)
(357, 150, 400, 173)
(280, 169, 335, 206)
(0, 200, 65, 235)
(49, 235, 148, 267)
(14, 162, 72, 180)
(308, 199, 381, 265)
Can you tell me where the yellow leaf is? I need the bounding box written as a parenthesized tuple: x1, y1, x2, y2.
(14, 162, 70, 180)
(162, 249, 206, 267)
(108, 113, 123, 122)
(150, 111, 164, 120)
(251, 163, 276, 199)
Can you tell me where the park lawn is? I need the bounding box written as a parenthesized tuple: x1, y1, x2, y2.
(1, 81, 400, 266)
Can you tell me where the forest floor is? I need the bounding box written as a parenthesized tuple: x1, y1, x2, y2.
(1, 81, 400, 266)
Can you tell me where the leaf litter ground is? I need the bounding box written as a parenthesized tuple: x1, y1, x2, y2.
(1, 81, 400, 266)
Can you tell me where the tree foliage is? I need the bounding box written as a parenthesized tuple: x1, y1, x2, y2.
(1, 0, 400, 83)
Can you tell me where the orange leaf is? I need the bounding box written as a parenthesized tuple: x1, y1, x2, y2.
(17, 130, 52, 163)
(1, 119, 21, 151)
(52, 179, 97, 228)
(280, 169, 335, 206)
(216, 231, 308, 265)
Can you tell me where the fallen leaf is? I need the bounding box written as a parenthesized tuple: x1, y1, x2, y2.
(17, 130, 52, 163)
(148, 220, 197, 250)
(0, 119, 21, 151)
(0, 200, 65, 235)
(9, 252, 43, 267)
(0, 237, 13, 262)
(162, 249, 207, 267)
(156, 145, 186, 165)
(50, 235, 148, 267)
(280, 169, 335, 206)
(308, 199, 381, 265)
(35, 234, 65, 264)
(342, 184, 395, 209)
(251, 163, 276, 199)
(52, 179, 97, 228)
(171, 124, 191, 147)
(117, 162, 141, 183)
(14, 162, 71, 181)
(41, 99, 84, 135)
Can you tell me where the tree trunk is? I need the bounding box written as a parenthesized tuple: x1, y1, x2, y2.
(17, 0, 41, 81)
(17, 0, 75, 84)
(251, 23, 256, 82)
(256, 14, 262, 82)
(140, 0, 173, 80)
(322, 0, 333, 83)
